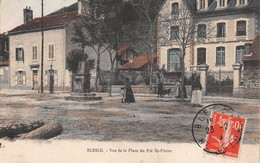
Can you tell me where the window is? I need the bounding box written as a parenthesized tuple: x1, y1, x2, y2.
(197, 24, 206, 38)
(16, 48, 24, 62)
(197, 48, 206, 65)
(237, 21, 246, 36)
(170, 26, 179, 40)
(168, 48, 180, 71)
(15, 71, 26, 86)
(219, 0, 225, 7)
(32, 46, 37, 61)
(171, 3, 179, 15)
(199, 0, 206, 9)
(217, 23, 226, 37)
(216, 47, 225, 66)
(236, 46, 245, 63)
(48, 44, 54, 59)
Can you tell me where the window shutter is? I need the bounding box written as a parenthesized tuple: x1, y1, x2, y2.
(16, 49, 18, 61)
(23, 71, 26, 86)
(54, 70, 58, 86)
(15, 72, 18, 86)
(22, 49, 24, 63)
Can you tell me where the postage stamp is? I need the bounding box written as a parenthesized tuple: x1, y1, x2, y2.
(192, 104, 246, 158)
(204, 112, 246, 158)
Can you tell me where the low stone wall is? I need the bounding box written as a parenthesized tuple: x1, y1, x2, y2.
(111, 85, 192, 95)
(238, 86, 260, 99)
(239, 70, 260, 98)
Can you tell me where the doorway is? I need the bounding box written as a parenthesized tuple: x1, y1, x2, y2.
(33, 70, 38, 90)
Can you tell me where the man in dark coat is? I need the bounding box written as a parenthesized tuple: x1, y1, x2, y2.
(157, 82, 163, 98)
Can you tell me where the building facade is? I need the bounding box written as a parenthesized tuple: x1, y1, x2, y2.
(158, 0, 260, 73)
(7, 1, 90, 91)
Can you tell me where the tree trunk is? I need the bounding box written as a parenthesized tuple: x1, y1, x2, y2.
(95, 54, 101, 91)
(181, 49, 186, 101)
(0, 121, 45, 138)
(18, 122, 63, 140)
(149, 36, 154, 93)
(108, 66, 113, 97)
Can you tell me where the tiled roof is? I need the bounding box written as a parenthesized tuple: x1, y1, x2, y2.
(119, 55, 157, 70)
(117, 45, 132, 56)
(9, 11, 78, 34)
(48, 2, 78, 16)
(242, 35, 260, 61)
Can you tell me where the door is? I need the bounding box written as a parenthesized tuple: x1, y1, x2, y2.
(33, 71, 38, 90)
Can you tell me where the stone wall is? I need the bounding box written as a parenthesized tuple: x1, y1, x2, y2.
(239, 70, 260, 98)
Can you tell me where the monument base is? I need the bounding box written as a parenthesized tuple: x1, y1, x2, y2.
(64, 92, 102, 101)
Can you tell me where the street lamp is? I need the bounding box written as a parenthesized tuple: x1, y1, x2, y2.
(49, 64, 54, 94)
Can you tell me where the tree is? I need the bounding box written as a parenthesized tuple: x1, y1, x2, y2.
(72, 7, 107, 91)
(72, 0, 134, 96)
(130, 0, 166, 92)
(159, 0, 214, 101)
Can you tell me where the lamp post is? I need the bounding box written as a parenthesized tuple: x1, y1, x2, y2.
(40, 0, 44, 93)
(49, 64, 54, 94)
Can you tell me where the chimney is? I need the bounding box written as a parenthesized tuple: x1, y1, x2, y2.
(23, 6, 33, 23)
(244, 43, 252, 55)
(78, 0, 89, 15)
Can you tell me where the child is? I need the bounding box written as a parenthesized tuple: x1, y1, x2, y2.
(120, 87, 125, 103)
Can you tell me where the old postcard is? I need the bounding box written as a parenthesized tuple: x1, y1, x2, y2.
(0, 0, 259, 162)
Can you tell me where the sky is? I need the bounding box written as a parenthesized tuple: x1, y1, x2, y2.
(0, 0, 77, 33)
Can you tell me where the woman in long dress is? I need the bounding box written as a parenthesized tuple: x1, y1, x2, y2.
(124, 78, 135, 103)
(191, 77, 202, 106)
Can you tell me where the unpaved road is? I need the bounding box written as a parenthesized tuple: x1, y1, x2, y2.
(0, 91, 259, 144)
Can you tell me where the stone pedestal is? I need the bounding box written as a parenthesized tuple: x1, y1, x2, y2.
(233, 63, 242, 97)
(199, 64, 209, 96)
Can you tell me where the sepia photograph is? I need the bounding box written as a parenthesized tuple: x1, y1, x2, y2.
(0, 0, 259, 162)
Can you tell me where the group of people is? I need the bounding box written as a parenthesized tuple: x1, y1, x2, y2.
(120, 76, 202, 106)
(157, 76, 202, 106)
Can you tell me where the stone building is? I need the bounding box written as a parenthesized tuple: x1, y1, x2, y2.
(158, 0, 260, 72)
(8, 0, 115, 92)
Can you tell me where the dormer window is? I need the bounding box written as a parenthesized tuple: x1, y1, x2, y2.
(219, 0, 225, 7)
(239, 0, 245, 5)
(237, 0, 248, 6)
(199, 0, 206, 9)
(171, 3, 179, 15)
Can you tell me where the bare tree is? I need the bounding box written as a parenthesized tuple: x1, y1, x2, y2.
(159, 0, 214, 101)
(131, 0, 166, 92)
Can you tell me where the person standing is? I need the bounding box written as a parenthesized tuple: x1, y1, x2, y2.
(175, 80, 181, 98)
(191, 76, 202, 106)
(157, 82, 163, 98)
(124, 78, 135, 103)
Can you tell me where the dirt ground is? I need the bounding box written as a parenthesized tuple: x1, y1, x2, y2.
(0, 91, 259, 144)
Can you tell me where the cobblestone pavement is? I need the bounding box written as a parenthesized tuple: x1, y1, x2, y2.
(0, 90, 259, 144)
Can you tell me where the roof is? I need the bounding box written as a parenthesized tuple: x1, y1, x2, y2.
(196, 0, 260, 16)
(9, 11, 78, 34)
(242, 35, 260, 61)
(119, 55, 157, 70)
(48, 2, 78, 16)
(117, 45, 132, 56)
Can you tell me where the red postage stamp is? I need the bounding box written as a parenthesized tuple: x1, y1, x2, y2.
(204, 112, 246, 158)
